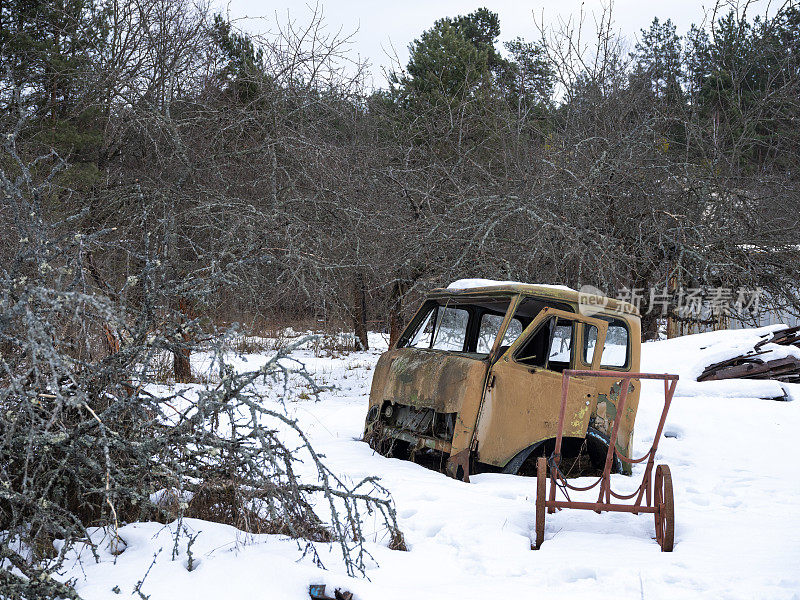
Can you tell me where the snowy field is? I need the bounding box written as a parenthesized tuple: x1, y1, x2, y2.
(62, 328, 800, 600)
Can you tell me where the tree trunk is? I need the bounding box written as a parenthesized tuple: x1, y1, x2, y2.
(666, 269, 679, 339)
(641, 311, 660, 342)
(389, 279, 407, 348)
(352, 273, 368, 351)
(173, 347, 192, 382)
(85, 252, 122, 356)
(173, 297, 194, 382)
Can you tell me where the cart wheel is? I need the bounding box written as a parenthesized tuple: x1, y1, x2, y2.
(654, 464, 674, 552)
(534, 457, 547, 549)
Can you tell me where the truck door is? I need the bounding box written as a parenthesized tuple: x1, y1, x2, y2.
(474, 307, 608, 468)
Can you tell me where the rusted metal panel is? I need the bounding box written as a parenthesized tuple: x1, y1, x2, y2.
(699, 355, 800, 381)
(754, 325, 800, 349)
(382, 427, 453, 453)
(697, 325, 800, 384)
(370, 348, 488, 414)
(474, 308, 609, 467)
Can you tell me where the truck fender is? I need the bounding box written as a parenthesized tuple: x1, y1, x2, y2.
(501, 427, 622, 475)
(501, 440, 547, 475)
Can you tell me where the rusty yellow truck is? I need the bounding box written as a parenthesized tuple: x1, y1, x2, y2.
(364, 280, 641, 481)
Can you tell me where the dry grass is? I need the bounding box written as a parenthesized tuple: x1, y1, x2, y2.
(309, 333, 361, 358)
(155, 480, 334, 542)
(229, 318, 366, 359)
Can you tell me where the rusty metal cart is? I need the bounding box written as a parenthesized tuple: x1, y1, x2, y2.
(534, 370, 679, 552)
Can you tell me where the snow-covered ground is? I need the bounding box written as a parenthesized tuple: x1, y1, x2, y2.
(63, 328, 800, 599)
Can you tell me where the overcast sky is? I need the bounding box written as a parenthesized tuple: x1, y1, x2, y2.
(216, 1, 774, 87)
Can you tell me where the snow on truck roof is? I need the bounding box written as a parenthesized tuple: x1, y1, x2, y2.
(436, 279, 640, 316)
(446, 278, 576, 292)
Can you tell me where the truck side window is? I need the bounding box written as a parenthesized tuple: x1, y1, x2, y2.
(477, 313, 522, 354)
(584, 319, 629, 368)
(515, 318, 554, 367)
(516, 317, 573, 372)
(408, 307, 435, 348)
(548, 320, 573, 368)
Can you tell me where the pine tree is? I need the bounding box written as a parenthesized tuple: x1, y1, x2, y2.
(1, 0, 108, 178)
(502, 37, 554, 112)
(394, 8, 512, 107)
(209, 14, 265, 103)
(632, 17, 683, 105)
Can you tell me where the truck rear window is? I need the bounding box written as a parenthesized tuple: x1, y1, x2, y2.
(584, 319, 629, 368)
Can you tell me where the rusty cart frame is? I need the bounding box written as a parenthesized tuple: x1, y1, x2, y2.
(534, 370, 679, 552)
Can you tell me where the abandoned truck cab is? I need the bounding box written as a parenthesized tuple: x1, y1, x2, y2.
(364, 280, 641, 481)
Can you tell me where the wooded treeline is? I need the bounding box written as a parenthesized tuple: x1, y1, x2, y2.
(2, 0, 799, 348)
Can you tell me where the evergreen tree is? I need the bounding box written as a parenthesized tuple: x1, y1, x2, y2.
(1, 0, 107, 119)
(687, 6, 800, 169)
(632, 17, 683, 104)
(209, 14, 265, 103)
(394, 7, 512, 107)
(398, 19, 490, 104)
(684, 24, 712, 101)
(1, 0, 108, 172)
(443, 7, 507, 77)
(502, 37, 554, 112)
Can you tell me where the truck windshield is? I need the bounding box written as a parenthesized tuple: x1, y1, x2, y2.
(405, 297, 517, 354)
(432, 306, 470, 350)
(402, 294, 576, 355)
